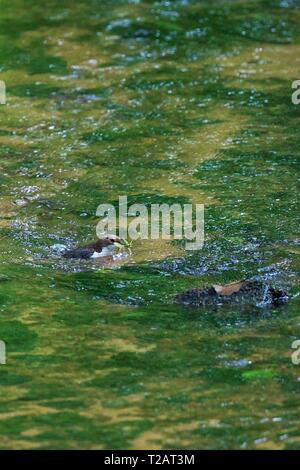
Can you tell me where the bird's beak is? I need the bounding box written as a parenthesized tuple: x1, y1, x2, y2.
(114, 238, 131, 253)
(114, 242, 124, 249)
(114, 238, 129, 248)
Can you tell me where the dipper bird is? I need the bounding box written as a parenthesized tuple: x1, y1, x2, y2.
(62, 234, 127, 259)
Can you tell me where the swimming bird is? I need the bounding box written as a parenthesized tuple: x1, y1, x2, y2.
(62, 234, 128, 259)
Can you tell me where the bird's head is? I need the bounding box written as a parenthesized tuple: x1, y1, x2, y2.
(94, 234, 129, 252)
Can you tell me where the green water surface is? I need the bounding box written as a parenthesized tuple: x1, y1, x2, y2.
(0, 0, 300, 449)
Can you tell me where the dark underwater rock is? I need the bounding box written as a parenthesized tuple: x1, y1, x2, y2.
(174, 281, 288, 308)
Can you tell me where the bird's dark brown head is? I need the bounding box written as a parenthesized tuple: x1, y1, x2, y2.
(91, 234, 126, 251)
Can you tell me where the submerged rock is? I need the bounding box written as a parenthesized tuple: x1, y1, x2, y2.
(174, 280, 288, 308)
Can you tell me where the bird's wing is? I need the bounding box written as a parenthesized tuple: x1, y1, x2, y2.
(63, 247, 94, 259)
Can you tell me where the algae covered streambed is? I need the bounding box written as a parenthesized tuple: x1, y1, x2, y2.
(0, 0, 300, 450)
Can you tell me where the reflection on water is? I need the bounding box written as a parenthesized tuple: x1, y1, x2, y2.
(0, 0, 300, 450)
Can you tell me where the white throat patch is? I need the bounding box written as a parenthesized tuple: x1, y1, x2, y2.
(91, 245, 115, 258)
